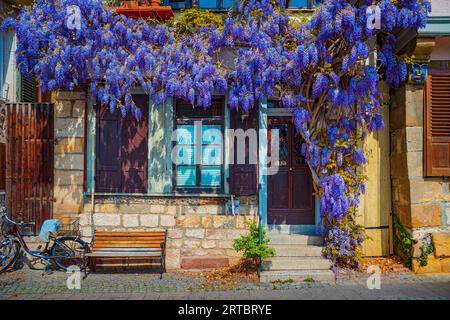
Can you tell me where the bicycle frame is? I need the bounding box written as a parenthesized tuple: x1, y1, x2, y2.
(4, 223, 77, 260)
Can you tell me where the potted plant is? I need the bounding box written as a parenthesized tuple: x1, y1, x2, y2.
(108, 1, 173, 20)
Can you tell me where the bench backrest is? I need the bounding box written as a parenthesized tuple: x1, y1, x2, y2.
(93, 231, 166, 251)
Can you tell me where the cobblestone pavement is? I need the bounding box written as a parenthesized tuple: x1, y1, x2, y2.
(0, 267, 449, 300)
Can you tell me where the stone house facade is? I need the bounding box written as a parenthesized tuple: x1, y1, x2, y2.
(1, 0, 450, 274)
(390, 0, 450, 273)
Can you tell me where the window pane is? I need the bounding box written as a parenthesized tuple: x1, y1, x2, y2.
(267, 100, 279, 109)
(199, 0, 217, 8)
(177, 166, 196, 186)
(272, 124, 289, 167)
(202, 125, 222, 144)
(289, 0, 308, 7)
(176, 125, 195, 144)
(201, 166, 221, 186)
(176, 145, 196, 165)
(202, 145, 222, 165)
(222, 0, 233, 8)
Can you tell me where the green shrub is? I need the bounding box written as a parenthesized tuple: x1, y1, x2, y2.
(233, 220, 275, 261)
(393, 214, 413, 268)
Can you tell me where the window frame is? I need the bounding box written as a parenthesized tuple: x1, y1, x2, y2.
(173, 97, 225, 194)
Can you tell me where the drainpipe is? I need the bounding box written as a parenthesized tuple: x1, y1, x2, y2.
(90, 111, 95, 243)
(258, 184, 263, 275)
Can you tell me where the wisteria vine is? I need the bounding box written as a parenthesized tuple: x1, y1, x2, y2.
(1, 0, 430, 267)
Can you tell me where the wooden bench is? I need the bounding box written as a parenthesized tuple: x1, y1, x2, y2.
(87, 231, 167, 278)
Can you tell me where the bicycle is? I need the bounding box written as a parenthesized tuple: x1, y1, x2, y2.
(0, 207, 89, 273)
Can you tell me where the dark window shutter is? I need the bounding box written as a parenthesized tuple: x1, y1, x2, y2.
(95, 94, 149, 193)
(425, 72, 450, 177)
(121, 95, 148, 193)
(95, 104, 122, 192)
(19, 73, 37, 103)
(229, 107, 258, 195)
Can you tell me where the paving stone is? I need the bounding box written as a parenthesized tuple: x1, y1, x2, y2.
(0, 267, 449, 300)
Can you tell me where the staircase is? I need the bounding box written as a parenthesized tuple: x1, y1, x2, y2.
(260, 233, 335, 283)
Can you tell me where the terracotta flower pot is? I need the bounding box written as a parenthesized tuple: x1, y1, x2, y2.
(112, 1, 173, 21)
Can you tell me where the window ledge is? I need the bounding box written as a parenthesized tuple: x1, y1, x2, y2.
(84, 192, 232, 198)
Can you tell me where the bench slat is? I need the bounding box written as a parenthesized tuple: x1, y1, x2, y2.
(95, 232, 165, 237)
(90, 230, 167, 273)
(94, 240, 165, 245)
(94, 248, 162, 252)
(94, 240, 164, 244)
(87, 252, 163, 257)
(94, 244, 163, 249)
(94, 236, 166, 241)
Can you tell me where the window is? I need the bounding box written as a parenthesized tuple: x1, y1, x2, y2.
(288, 0, 322, 9)
(198, 0, 233, 9)
(95, 94, 149, 193)
(162, 0, 191, 9)
(424, 71, 450, 176)
(174, 98, 224, 192)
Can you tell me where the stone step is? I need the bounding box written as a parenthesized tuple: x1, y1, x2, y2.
(269, 244, 323, 257)
(262, 257, 332, 271)
(260, 270, 335, 283)
(268, 234, 323, 246)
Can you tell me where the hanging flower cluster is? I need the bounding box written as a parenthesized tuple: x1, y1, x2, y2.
(1, 0, 430, 268)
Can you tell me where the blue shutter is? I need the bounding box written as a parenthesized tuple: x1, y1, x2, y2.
(222, 0, 234, 8)
(202, 125, 222, 144)
(177, 167, 196, 186)
(176, 125, 195, 144)
(201, 167, 221, 186)
(289, 0, 308, 8)
(202, 146, 222, 165)
(199, 0, 217, 9)
(199, 0, 233, 9)
(162, 0, 191, 9)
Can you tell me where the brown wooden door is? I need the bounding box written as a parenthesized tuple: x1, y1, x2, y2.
(267, 117, 315, 225)
(6, 103, 54, 234)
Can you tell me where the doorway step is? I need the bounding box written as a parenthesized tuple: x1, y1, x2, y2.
(260, 233, 335, 283)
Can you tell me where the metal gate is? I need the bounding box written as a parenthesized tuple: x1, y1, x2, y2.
(6, 103, 54, 234)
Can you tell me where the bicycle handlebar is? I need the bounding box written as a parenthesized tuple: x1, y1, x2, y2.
(0, 207, 36, 227)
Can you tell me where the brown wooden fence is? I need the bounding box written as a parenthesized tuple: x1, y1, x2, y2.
(6, 103, 54, 234)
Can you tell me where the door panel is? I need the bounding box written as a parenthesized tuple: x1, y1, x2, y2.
(269, 171, 289, 208)
(6, 103, 54, 234)
(267, 117, 315, 225)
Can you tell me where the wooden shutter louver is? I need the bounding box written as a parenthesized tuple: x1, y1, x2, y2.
(20, 74, 37, 103)
(425, 72, 450, 176)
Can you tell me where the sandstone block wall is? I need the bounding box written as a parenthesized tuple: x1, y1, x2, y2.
(53, 91, 85, 223)
(80, 196, 258, 270)
(390, 83, 450, 273)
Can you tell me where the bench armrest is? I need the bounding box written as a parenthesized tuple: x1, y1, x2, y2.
(160, 242, 166, 252)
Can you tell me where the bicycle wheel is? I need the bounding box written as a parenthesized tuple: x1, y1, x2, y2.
(51, 237, 89, 271)
(0, 238, 20, 274)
